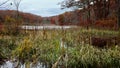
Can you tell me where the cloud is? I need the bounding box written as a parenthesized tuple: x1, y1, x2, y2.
(0, 0, 69, 17)
(20, 0, 62, 9)
(22, 8, 68, 17)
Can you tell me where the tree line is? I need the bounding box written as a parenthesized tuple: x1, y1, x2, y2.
(56, 0, 120, 29)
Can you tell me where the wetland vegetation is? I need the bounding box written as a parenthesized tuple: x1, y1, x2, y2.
(0, 28, 120, 68)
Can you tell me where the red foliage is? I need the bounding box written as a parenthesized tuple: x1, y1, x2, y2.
(58, 14, 65, 26)
(50, 18, 56, 24)
(0, 23, 2, 31)
(0, 10, 42, 24)
(95, 19, 117, 29)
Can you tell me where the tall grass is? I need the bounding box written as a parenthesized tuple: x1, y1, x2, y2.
(0, 28, 120, 68)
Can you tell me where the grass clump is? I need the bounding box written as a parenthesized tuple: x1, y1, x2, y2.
(0, 28, 120, 68)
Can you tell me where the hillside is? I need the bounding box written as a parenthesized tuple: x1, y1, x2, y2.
(0, 10, 42, 25)
(47, 0, 118, 29)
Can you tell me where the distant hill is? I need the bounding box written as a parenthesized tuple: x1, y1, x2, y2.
(0, 10, 42, 25)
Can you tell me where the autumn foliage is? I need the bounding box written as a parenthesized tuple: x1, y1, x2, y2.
(57, 0, 118, 30)
(0, 10, 42, 25)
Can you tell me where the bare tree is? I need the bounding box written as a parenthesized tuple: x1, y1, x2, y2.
(12, 0, 22, 34)
(13, 0, 22, 18)
(0, 0, 10, 6)
(117, 0, 120, 28)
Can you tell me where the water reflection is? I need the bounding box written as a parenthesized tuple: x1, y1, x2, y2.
(21, 25, 77, 30)
(1, 61, 13, 68)
(0, 61, 48, 68)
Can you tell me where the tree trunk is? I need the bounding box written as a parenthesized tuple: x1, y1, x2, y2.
(117, 0, 120, 29)
(118, 3, 120, 29)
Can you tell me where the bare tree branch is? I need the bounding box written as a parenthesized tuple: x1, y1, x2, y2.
(13, 0, 22, 10)
(0, 0, 10, 6)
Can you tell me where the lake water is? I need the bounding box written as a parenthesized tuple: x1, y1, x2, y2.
(0, 61, 48, 68)
(21, 25, 77, 30)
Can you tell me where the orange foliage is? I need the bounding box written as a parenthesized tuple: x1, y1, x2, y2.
(0, 10, 42, 24)
(50, 18, 56, 24)
(58, 14, 65, 25)
(0, 23, 2, 31)
(95, 19, 117, 29)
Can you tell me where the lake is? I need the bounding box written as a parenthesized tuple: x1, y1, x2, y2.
(21, 25, 77, 30)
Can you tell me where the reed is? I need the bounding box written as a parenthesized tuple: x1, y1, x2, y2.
(0, 28, 120, 68)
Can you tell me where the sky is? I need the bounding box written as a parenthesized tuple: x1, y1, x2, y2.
(0, 0, 70, 17)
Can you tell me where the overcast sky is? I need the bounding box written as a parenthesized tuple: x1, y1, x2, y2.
(0, 0, 69, 17)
